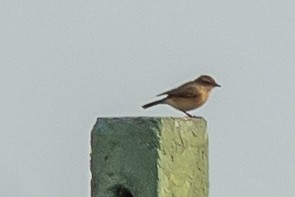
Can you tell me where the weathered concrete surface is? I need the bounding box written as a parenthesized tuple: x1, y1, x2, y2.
(91, 117, 160, 197)
(158, 118, 208, 197)
(91, 117, 208, 197)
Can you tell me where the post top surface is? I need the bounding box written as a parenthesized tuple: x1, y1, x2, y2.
(95, 116, 206, 121)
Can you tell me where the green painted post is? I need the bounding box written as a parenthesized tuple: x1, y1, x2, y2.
(91, 117, 208, 197)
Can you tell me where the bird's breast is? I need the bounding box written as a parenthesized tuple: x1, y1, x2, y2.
(165, 94, 209, 111)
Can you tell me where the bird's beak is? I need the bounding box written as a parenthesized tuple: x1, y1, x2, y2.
(215, 83, 221, 87)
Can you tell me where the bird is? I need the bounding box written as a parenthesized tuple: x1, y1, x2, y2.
(142, 75, 220, 117)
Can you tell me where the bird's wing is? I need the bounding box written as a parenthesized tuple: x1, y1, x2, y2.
(157, 81, 199, 98)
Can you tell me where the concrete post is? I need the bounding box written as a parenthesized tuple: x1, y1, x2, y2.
(91, 117, 208, 197)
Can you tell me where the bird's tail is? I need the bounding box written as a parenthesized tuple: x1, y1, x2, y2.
(142, 98, 166, 109)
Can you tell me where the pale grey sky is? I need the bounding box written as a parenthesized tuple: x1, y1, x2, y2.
(1, 1, 295, 197)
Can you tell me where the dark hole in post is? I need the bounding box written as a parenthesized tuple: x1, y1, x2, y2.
(110, 184, 134, 197)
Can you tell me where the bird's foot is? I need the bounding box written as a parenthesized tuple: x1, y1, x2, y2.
(182, 111, 202, 119)
(191, 115, 202, 119)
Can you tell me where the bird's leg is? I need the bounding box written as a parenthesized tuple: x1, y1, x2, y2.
(182, 111, 193, 117)
(182, 111, 202, 119)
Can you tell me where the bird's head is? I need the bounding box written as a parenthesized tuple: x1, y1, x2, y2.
(194, 75, 221, 89)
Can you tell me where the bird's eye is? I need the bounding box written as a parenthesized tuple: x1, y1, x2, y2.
(202, 80, 213, 85)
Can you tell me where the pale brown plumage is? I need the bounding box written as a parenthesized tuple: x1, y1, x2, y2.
(142, 75, 220, 117)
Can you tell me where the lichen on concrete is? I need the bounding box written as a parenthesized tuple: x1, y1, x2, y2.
(157, 118, 208, 197)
